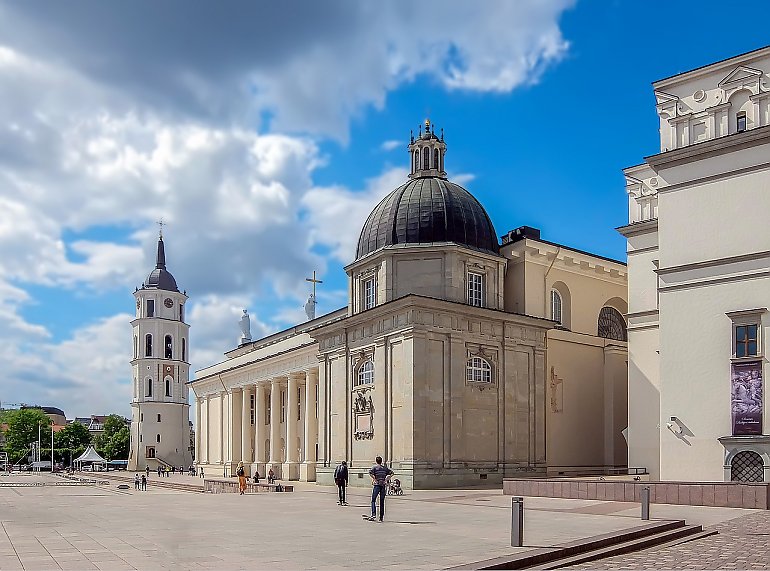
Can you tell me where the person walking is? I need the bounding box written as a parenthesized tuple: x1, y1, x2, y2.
(134, 473, 140, 490)
(145, 466, 150, 478)
(334, 460, 349, 506)
(365, 456, 393, 522)
(141, 474, 147, 491)
(236, 461, 247, 495)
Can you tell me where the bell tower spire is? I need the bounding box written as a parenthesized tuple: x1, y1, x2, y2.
(408, 118, 447, 179)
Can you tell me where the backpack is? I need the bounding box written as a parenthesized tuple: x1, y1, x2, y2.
(237, 466, 244, 477)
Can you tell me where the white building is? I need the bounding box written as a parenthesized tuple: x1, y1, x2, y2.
(128, 234, 193, 471)
(192, 121, 629, 488)
(621, 46, 770, 483)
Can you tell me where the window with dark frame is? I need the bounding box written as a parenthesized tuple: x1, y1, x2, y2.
(735, 324, 759, 357)
(165, 335, 173, 359)
(165, 378, 171, 397)
(737, 112, 747, 133)
(146, 299, 155, 318)
(145, 334, 153, 357)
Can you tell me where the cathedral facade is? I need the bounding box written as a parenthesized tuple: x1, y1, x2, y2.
(128, 235, 193, 471)
(191, 123, 628, 488)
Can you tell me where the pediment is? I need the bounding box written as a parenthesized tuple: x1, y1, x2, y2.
(719, 66, 763, 87)
(654, 90, 679, 105)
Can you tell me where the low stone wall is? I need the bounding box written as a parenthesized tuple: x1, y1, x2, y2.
(204, 478, 294, 494)
(503, 478, 770, 509)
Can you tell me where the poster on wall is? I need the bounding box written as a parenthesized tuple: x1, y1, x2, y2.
(731, 361, 763, 436)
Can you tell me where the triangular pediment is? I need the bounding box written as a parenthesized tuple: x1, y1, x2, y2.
(654, 90, 679, 105)
(719, 66, 762, 86)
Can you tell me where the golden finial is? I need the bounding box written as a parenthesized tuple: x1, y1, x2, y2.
(425, 118, 430, 128)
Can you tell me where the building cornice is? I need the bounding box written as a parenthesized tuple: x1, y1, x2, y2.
(645, 125, 770, 169)
(616, 219, 658, 238)
(652, 45, 770, 88)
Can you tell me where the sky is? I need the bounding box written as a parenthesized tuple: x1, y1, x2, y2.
(0, 0, 767, 419)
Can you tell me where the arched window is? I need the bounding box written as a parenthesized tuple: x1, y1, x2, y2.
(156, 434, 161, 443)
(433, 148, 439, 169)
(466, 356, 492, 383)
(133, 336, 138, 359)
(598, 307, 627, 341)
(551, 290, 562, 325)
(165, 378, 171, 397)
(731, 451, 764, 482)
(145, 378, 153, 397)
(423, 147, 430, 170)
(165, 335, 173, 359)
(439, 150, 443, 172)
(355, 360, 374, 387)
(145, 334, 153, 357)
(414, 150, 419, 172)
(182, 338, 187, 361)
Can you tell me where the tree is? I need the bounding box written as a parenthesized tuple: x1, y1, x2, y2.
(2, 409, 52, 464)
(94, 415, 129, 461)
(54, 422, 91, 466)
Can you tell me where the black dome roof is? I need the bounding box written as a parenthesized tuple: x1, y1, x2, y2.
(143, 237, 179, 292)
(356, 177, 499, 260)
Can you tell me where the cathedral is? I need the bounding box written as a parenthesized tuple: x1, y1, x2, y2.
(128, 234, 193, 471)
(191, 122, 629, 488)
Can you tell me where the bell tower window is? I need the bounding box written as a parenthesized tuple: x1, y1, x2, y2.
(145, 378, 152, 397)
(146, 299, 155, 318)
(423, 147, 430, 170)
(165, 335, 173, 359)
(433, 148, 439, 169)
(182, 338, 187, 361)
(145, 334, 153, 357)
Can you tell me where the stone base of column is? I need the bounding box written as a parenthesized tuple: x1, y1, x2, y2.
(282, 462, 300, 481)
(299, 461, 316, 482)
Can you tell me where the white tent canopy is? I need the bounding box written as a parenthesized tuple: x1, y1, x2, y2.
(73, 446, 106, 469)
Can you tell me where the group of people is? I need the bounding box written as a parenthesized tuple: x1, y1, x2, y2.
(233, 456, 399, 523)
(335, 456, 397, 522)
(133, 473, 147, 491)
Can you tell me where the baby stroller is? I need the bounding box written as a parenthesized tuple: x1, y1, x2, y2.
(387, 478, 403, 495)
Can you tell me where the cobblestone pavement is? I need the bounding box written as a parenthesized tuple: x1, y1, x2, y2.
(568, 510, 770, 570)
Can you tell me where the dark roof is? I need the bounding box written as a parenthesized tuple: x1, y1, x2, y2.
(142, 236, 179, 292)
(356, 177, 499, 260)
(21, 405, 66, 417)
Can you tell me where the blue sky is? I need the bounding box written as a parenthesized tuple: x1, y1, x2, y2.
(0, 0, 766, 417)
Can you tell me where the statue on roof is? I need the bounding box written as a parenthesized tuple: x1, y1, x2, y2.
(239, 309, 252, 345)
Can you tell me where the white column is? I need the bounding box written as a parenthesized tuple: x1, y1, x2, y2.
(269, 377, 282, 468)
(195, 397, 202, 465)
(284, 372, 301, 480)
(254, 383, 266, 468)
(204, 394, 211, 464)
(301, 367, 318, 481)
(241, 385, 252, 464)
(230, 388, 242, 465)
(218, 391, 225, 464)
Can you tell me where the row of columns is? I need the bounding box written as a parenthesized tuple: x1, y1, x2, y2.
(195, 367, 319, 480)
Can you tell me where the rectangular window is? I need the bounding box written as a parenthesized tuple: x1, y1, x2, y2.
(737, 112, 747, 133)
(266, 392, 271, 425)
(467, 272, 484, 307)
(736, 324, 759, 358)
(280, 390, 286, 423)
(157, 414, 161, 422)
(180, 304, 184, 322)
(146, 299, 155, 318)
(250, 394, 255, 425)
(363, 277, 376, 310)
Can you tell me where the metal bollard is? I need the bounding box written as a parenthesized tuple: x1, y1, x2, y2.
(511, 496, 524, 547)
(641, 486, 650, 520)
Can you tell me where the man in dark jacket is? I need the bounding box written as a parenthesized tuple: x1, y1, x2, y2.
(334, 460, 349, 505)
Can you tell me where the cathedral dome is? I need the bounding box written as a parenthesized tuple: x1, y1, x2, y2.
(355, 121, 498, 260)
(143, 235, 179, 292)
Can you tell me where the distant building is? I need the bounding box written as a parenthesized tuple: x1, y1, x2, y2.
(621, 46, 770, 482)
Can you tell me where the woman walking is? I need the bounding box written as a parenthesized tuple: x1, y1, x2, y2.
(236, 461, 247, 495)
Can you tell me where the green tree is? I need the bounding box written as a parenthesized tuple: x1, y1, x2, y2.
(54, 422, 91, 466)
(3, 409, 52, 464)
(94, 415, 129, 461)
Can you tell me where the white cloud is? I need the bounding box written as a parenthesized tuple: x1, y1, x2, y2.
(380, 140, 403, 152)
(0, 0, 574, 417)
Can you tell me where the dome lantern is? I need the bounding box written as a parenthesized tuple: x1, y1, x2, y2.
(408, 118, 447, 179)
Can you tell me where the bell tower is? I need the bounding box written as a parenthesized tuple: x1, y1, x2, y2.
(128, 230, 192, 471)
(408, 118, 447, 179)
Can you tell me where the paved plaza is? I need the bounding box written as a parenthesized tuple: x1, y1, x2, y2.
(0, 473, 764, 570)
